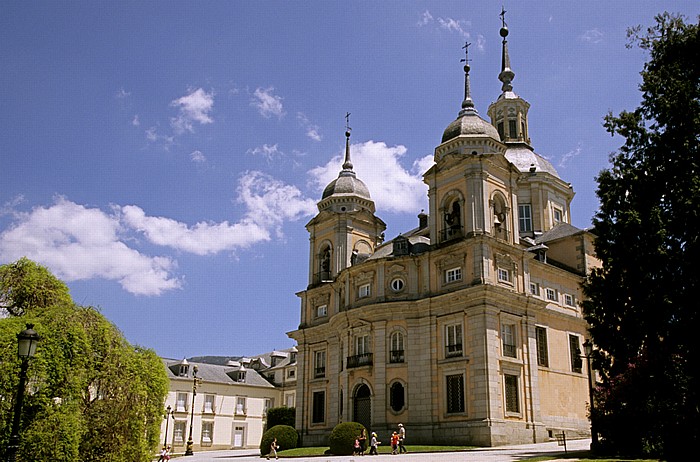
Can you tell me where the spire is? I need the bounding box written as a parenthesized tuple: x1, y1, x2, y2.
(498, 6, 515, 92)
(343, 112, 353, 171)
(459, 41, 478, 115)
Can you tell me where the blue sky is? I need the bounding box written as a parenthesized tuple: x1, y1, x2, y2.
(2, 1, 698, 359)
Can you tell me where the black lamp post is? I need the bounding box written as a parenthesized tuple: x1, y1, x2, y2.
(163, 405, 174, 449)
(5, 324, 40, 462)
(184, 365, 201, 456)
(583, 339, 599, 450)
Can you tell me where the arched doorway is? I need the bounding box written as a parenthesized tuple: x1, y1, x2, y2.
(353, 384, 372, 431)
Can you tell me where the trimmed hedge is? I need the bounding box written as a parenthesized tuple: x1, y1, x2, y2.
(266, 406, 295, 430)
(328, 422, 366, 455)
(259, 425, 298, 456)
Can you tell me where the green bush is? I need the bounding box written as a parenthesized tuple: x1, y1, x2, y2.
(266, 406, 295, 430)
(328, 422, 366, 455)
(259, 425, 298, 456)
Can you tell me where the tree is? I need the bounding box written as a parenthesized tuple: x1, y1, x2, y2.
(582, 13, 699, 460)
(266, 406, 296, 430)
(0, 257, 72, 316)
(0, 259, 169, 462)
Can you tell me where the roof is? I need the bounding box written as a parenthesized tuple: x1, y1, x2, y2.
(163, 358, 275, 388)
(505, 145, 560, 178)
(442, 110, 501, 144)
(536, 223, 586, 243)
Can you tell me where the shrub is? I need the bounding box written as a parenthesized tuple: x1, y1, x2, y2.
(328, 422, 366, 455)
(266, 406, 295, 430)
(260, 425, 298, 456)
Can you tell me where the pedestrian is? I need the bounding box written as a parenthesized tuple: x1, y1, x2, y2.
(267, 437, 279, 460)
(369, 432, 381, 455)
(390, 431, 399, 455)
(358, 428, 367, 455)
(164, 446, 171, 461)
(353, 437, 361, 456)
(398, 423, 407, 453)
(158, 446, 167, 461)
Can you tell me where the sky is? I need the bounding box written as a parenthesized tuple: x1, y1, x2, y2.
(2, 1, 698, 360)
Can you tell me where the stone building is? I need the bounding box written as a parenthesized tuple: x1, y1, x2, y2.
(288, 18, 598, 447)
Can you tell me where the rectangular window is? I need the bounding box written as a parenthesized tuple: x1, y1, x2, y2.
(285, 394, 295, 408)
(176, 392, 188, 412)
(264, 398, 274, 415)
(546, 288, 557, 302)
(287, 369, 295, 379)
(529, 282, 539, 296)
(312, 391, 325, 423)
(173, 421, 186, 445)
(569, 334, 583, 373)
(553, 208, 563, 224)
(314, 350, 326, 378)
(518, 204, 533, 232)
(445, 267, 462, 283)
(355, 335, 370, 355)
(316, 304, 327, 317)
(497, 121, 504, 139)
(446, 374, 465, 413)
(497, 268, 510, 283)
(358, 283, 371, 298)
(564, 294, 575, 306)
(501, 323, 517, 358)
(535, 326, 549, 367)
(445, 323, 463, 358)
(201, 421, 213, 445)
(236, 397, 246, 415)
(505, 374, 520, 413)
(203, 394, 215, 413)
(509, 119, 517, 138)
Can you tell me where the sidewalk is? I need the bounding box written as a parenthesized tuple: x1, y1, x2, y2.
(169, 438, 592, 462)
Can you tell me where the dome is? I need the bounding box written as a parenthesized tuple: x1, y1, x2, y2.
(505, 145, 560, 178)
(441, 111, 501, 144)
(322, 170, 371, 200)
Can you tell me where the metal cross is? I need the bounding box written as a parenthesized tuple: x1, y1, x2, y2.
(461, 41, 471, 63)
(500, 6, 507, 28)
(345, 112, 352, 133)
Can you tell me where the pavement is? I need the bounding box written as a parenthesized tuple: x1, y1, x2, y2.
(168, 438, 592, 462)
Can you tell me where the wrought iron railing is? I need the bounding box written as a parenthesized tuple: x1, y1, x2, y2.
(389, 349, 405, 363)
(347, 353, 373, 369)
(445, 344, 463, 358)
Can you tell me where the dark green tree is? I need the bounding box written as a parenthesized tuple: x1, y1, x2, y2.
(0, 259, 169, 462)
(0, 257, 72, 316)
(265, 406, 295, 430)
(582, 13, 699, 460)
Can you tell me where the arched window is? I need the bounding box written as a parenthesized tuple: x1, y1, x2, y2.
(317, 244, 332, 282)
(390, 382, 405, 412)
(390, 331, 405, 363)
(443, 198, 463, 240)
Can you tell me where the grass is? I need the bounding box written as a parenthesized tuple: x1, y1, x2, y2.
(277, 445, 476, 457)
(524, 453, 660, 462)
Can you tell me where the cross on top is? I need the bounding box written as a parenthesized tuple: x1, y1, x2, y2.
(500, 6, 507, 28)
(461, 41, 472, 64)
(345, 112, 352, 133)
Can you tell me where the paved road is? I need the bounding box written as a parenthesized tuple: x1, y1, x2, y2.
(172, 438, 592, 462)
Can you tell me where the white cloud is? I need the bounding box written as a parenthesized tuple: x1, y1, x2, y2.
(132, 115, 140, 126)
(170, 88, 215, 134)
(559, 144, 582, 168)
(437, 17, 471, 38)
(247, 143, 284, 162)
(190, 150, 206, 162)
(417, 10, 433, 26)
(116, 88, 131, 99)
(297, 112, 322, 141)
(251, 87, 285, 119)
(0, 198, 181, 296)
(580, 28, 604, 44)
(308, 140, 431, 214)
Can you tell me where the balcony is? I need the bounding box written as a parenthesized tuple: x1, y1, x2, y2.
(440, 225, 464, 242)
(347, 353, 373, 369)
(445, 344, 463, 358)
(389, 349, 405, 364)
(314, 271, 333, 285)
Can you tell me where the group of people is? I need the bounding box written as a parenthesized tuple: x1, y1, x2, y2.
(354, 423, 406, 456)
(157, 445, 171, 461)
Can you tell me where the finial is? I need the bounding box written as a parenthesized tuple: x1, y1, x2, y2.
(343, 112, 353, 170)
(498, 6, 515, 92)
(459, 42, 477, 115)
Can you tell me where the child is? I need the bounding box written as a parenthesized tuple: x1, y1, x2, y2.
(369, 432, 381, 455)
(353, 437, 361, 456)
(390, 431, 399, 455)
(267, 437, 279, 460)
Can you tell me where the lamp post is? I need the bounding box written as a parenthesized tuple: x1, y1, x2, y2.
(163, 405, 174, 449)
(5, 324, 40, 462)
(583, 339, 599, 451)
(184, 365, 201, 456)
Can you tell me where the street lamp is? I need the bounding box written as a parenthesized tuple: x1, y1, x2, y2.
(5, 324, 40, 462)
(583, 339, 599, 451)
(184, 365, 201, 456)
(163, 405, 174, 449)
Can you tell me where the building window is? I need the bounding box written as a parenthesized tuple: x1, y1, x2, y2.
(316, 304, 327, 317)
(390, 331, 405, 363)
(312, 391, 325, 423)
(569, 334, 583, 373)
(290, 352, 297, 364)
(553, 208, 563, 224)
(390, 277, 405, 292)
(497, 121, 505, 140)
(173, 421, 186, 445)
(287, 369, 295, 379)
(390, 382, 406, 412)
(545, 288, 557, 302)
(201, 421, 213, 446)
(178, 363, 189, 377)
(497, 268, 510, 283)
(264, 398, 274, 415)
(535, 326, 549, 367)
(236, 397, 246, 415)
(355, 335, 370, 355)
(529, 282, 539, 296)
(176, 392, 188, 412)
(518, 204, 533, 232)
(501, 323, 517, 358)
(446, 374, 465, 413)
(508, 119, 517, 139)
(358, 283, 371, 298)
(445, 267, 462, 284)
(564, 294, 575, 307)
(504, 374, 520, 413)
(445, 323, 463, 358)
(314, 350, 326, 378)
(285, 394, 295, 408)
(203, 394, 215, 414)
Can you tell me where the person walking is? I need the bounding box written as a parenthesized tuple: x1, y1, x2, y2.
(358, 428, 367, 455)
(390, 431, 399, 455)
(369, 432, 381, 455)
(398, 423, 407, 453)
(267, 437, 279, 460)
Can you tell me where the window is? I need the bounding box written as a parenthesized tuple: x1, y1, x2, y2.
(553, 208, 563, 224)
(518, 204, 533, 232)
(445, 323, 463, 358)
(289, 352, 297, 363)
(312, 391, 325, 423)
(564, 294, 575, 307)
(176, 392, 188, 412)
(497, 121, 505, 140)
(390, 278, 405, 292)
(264, 398, 274, 415)
(569, 335, 583, 373)
(236, 397, 246, 415)
(504, 374, 520, 413)
(287, 369, 295, 379)
(358, 283, 371, 298)
(178, 363, 189, 377)
(355, 335, 370, 355)
(314, 351, 326, 378)
(173, 421, 186, 445)
(285, 393, 295, 408)
(508, 119, 517, 138)
(316, 304, 327, 317)
(497, 268, 510, 283)
(201, 421, 213, 446)
(203, 394, 215, 413)
(535, 326, 549, 367)
(390, 382, 405, 412)
(446, 374, 465, 413)
(529, 282, 539, 296)
(501, 323, 517, 358)
(390, 331, 405, 363)
(545, 288, 557, 302)
(445, 267, 462, 284)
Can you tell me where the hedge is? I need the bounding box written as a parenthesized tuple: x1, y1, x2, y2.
(259, 425, 298, 456)
(328, 422, 366, 455)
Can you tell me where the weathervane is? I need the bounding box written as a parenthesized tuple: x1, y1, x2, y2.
(461, 41, 472, 65)
(345, 112, 352, 136)
(500, 6, 507, 29)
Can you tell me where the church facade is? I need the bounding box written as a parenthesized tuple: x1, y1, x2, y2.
(288, 18, 598, 447)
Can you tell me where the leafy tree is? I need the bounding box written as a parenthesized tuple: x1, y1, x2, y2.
(582, 13, 699, 460)
(0, 259, 169, 462)
(0, 257, 72, 316)
(266, 406, 295, 430)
